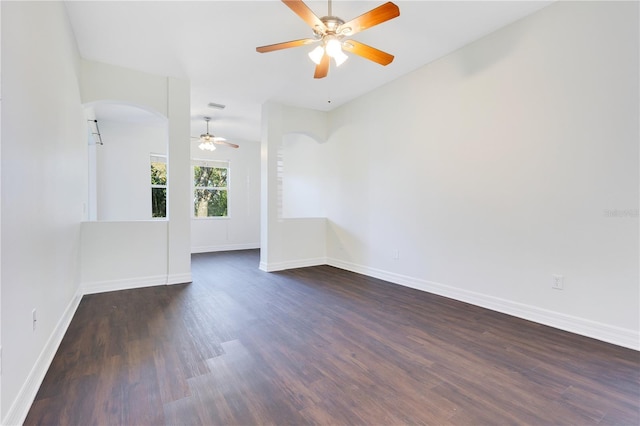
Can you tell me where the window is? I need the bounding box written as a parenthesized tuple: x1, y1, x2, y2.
(193, 160, 228, 218)
(150, 155, 167, 218)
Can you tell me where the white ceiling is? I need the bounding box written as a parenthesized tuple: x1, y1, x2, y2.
(64, 0, 553, 143)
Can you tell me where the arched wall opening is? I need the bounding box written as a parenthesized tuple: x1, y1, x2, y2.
(84, 101, 169, 222)
(78, 59, 192, 291)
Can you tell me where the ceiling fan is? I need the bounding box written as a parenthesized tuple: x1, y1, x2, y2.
(192, 117, 239, 151)
(256, 0, 400, 79)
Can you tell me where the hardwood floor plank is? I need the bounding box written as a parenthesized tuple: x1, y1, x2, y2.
(162, 396, 204, 426)
(123, 338, 163, 424)
(24, 250, 640, 425)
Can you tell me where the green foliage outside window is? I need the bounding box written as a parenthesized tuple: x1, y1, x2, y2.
(151, 161, 167, 218)
(194, 166, 228, 217)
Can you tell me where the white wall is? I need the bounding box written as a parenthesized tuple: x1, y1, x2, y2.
(95, 114, 167, 221)
(282, 133, 327, 218)
(261, 103, 328, 271)
(80, 221, 168, 293)
(79, 61, 192, 287)
(190, 139, 261, 253)
(165, 78, 192, 284)
(80, 60, 168, 116)
(1, 1, 87, 422)
(277, 1, 639, 348)
(0, 0, 3, 413)
(0, 16, 192, 421)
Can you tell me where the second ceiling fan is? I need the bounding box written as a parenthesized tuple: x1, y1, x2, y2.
(256, 0, 400, 79)
(193, 117, 239, 151)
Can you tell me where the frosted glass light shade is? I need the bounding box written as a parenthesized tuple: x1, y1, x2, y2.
(325, 38, 342, 57)
(199, 141, 216, 151)
(333, 49, 348, 66)
(308, 45, 324, 64)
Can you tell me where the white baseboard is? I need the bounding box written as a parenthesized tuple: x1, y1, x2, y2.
(191, 243, 260, 254)
(167, 272, 192, 285)
(6, 257, 635, 426)
(82, 275, 168, 294)
(6, 272, 192, 425)
(259, 257, 327, 272)
(2, 287, 83, 426)
(327, 257, 639, 351)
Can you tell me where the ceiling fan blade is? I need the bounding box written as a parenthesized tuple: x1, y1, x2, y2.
(256, 38, 317, 53)
(282, 0, 325, 31)
(340, 2, 399, 36)
(342, 40, 394, 66)
(314, 53, 330, 79)
(214, 140, 240, 149)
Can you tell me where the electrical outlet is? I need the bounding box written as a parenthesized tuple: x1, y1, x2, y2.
(32, 308, 37, 331)
(552, 274, 564, 290)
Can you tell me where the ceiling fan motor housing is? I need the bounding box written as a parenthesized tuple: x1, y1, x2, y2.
(314, 16, 352, 40)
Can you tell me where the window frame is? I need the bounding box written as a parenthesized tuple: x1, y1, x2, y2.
(150, 154, 168, 219)
(192, 159, 230, 220)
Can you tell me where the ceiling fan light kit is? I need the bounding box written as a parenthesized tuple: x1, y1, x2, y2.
(193, 117, 239, 151)
(256, 0, 400, 79)
(198, 137, 217, 152)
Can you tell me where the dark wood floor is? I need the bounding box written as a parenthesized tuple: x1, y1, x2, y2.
(26, 249, 639, 425)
